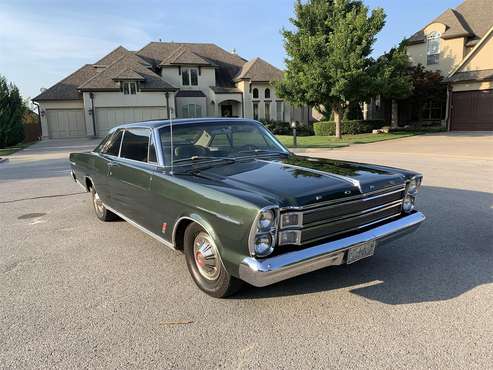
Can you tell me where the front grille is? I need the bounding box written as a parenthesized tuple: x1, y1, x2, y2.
(281, 185, 406, 245)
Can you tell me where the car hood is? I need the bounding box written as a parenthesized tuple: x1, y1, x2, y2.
(188, 155, 412, 208)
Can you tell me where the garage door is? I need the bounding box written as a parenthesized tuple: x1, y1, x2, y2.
(95, 107, 167, 137)
(46, 109, 86, 138)
(450, 90, 493, 131)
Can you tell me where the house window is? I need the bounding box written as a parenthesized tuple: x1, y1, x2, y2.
(422, 99, 445, 120)
(253, 102, 259, 120)
(182, 104, 202, 118)
(276, 101, 283, 121)
(182, 68, 199, 86)
(265, 88, 271, 99)
(426, 32, 440, 65)
(253, 88, 259, 99)
(121, 81, 138, 95)
(265, 102, 271, 121)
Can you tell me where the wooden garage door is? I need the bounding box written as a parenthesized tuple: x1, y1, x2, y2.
(450, 90, 493, 131)
(46, 109, 86, 138)
(95, 107, 166, 137)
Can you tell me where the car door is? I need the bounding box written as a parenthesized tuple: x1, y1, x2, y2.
(108, 128, 156, 227)
(94, 129, 124, 206)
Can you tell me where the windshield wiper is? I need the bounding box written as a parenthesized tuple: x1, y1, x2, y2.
(234, 149, 287, 158)
(173, 156, 236, 164)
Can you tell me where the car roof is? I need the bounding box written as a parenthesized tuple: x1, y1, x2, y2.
(112, 117, 260, 131)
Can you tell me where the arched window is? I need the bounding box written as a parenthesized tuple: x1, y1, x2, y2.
(252, 88, 259, 99)
(265, 88, 270, 99)
(426, 31, 441, 65)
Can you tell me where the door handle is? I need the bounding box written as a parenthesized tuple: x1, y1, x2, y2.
(108, 161, 118, 175)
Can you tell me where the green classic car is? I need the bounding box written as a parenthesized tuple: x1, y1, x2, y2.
(70, 118, 425, 297)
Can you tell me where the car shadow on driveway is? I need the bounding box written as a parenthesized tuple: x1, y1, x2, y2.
(234, 185, 493, 304)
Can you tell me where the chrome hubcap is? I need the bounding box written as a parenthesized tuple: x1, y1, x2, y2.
(193, 232, 220, 281)
(93, 191, 104, 215)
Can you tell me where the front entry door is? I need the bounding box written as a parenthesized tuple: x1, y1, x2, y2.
(221, 104, 233, 117)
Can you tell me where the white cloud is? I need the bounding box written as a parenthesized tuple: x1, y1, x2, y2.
(0, 3, 155, 98)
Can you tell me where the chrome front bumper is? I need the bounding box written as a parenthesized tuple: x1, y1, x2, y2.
(239, 211, 425, 287)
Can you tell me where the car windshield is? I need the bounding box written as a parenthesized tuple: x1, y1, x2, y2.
(159, 121, 288, 166)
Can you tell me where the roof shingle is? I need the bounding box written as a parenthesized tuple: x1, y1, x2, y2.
(234, 57, 283, 82)
(79, 53, 176, 91)
(33, 64, 98, 101)
(407, 0, 493, 44)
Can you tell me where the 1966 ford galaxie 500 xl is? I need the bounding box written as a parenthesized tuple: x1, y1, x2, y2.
(70, 118, 425, 297)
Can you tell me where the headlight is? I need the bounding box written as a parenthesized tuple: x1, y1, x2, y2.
(402, 194, 415, 213)
(249, 207, 278, 257)
(407, 177, 422, 195)
(254, 234, 273, 257)
(258, 210, 274, 231)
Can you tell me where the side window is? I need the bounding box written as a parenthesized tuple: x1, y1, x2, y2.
(265, 88, 270, 99)
(148, 133, 157, 163)
(120, 129, 151, 163)
(101, 130, 123, 156)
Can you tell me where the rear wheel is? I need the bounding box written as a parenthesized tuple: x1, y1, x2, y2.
(184, 223, 242, 298)
(90, 187, 117, 221)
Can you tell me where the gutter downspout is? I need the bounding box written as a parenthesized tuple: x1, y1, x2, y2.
(89, 92, 96, 137)
(32, 102, 42, 140)
(165, 92, 170, 119)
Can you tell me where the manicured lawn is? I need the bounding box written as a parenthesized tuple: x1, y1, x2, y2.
(0, 142, 33, 157)
(276, 131, 423, 148)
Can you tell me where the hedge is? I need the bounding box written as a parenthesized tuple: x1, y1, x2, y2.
(313, 120, 384, 136)
(261, 120, 314, 136)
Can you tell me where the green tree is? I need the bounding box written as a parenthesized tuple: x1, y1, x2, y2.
(370, 42, 414, 126)
(276, 0, 385, 138)
(0, 75, 26, 148)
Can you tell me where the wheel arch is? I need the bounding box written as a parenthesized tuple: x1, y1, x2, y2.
(172, 215, 221, 251)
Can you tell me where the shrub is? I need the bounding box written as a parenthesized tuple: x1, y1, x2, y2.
(260, 119, 314, 136)
(313, 120, 384, 136)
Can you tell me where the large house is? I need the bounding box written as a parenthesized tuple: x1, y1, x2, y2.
(33, 42, 310, 139)
(406, 0, 493, 131)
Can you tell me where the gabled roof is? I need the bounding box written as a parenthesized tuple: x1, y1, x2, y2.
(95, 45, 150, 67)
(79, 53, 176, 91)
(234, 57, 283, 82)
(407, 0, 493, 45)
(137, 42, 247, 87)
(33, 64, 98, 101)
(113, 68, 145, 81)
(160, 46, 214, 66)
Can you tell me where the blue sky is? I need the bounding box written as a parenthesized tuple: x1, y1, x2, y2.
(0, 0, 462, 101)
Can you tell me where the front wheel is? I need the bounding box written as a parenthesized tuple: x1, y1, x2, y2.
(184, 223, 242, 298)
(90, 187, 117, 221)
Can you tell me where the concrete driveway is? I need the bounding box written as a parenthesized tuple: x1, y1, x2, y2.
(1, 134, 492, 368)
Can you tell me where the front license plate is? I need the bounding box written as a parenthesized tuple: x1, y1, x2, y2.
(347, 240, 376, 264)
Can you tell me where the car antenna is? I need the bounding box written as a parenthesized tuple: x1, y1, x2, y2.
(169, 107, 174, 174)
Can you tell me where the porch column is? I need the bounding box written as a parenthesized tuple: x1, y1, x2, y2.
(391, 99, 398, 128)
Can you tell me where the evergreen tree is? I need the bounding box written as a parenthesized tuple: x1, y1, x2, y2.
(0, 75, 26, 148)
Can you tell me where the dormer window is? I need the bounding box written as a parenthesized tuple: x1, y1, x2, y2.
(121, 81, 138, 95)
(426, 32, 440, 65)
(182, 67, 199, 86)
